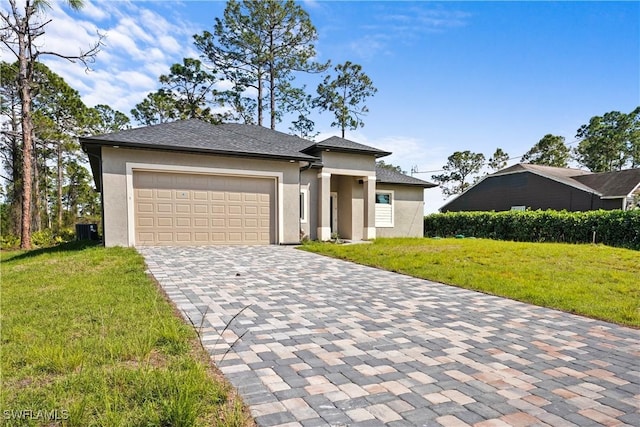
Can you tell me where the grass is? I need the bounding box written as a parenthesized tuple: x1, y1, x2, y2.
(1, 241, 253, 427)
(301, 238, 640, 327)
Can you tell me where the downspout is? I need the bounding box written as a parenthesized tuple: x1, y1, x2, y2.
(85, 148, 105, 246)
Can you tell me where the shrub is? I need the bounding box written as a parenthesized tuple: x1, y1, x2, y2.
(0, 233, 20, 250)
(31, 228, 55, 247)
(424, 210, 640, 250)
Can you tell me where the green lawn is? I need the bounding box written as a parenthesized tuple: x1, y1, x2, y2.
(1, 241, 251, 427)
(301, 238, 640, 327)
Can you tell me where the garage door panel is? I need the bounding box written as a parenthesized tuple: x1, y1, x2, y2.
(211, 205, 225, 214)
(211, 232, 226, 241)
(157, 232, 174, 242)
(211, 218, 225, 227)
(228, 232, 242, 242)
(157, 203, 172, 213)
(156, 189, 172, 199)
(137, 217, 154, 227)
(228, 218, 242, 227)
(157, 217, 173, 227)
(175, 204, 191, 214)
(193, 204, 208, 214)
(138, 232, 154, 242)
(227, 192, 242, 201)
(176, 232, 191, 242)
(137, 203, 154, 213)
(137, 189, 153, 199)
(228, 205, 242, 215)
(193, 191, 208, 200)
(194, 232, 209, 241)
(134, 171, 274, 245)
(244, 206, 258, 215)
(193, 218, 208, 227)
(176, 217, 191, 227)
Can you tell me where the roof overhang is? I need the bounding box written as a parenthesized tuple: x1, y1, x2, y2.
(302, 146, 391, 158)
(80, 137, 319, 162)
(377, 179, 438, 188)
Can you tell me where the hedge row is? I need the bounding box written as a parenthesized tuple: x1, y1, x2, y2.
(424, 210, 640, 250)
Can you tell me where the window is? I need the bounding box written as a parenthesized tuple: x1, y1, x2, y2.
(300, 187, 308, 223)
(375, 191, 394, 227)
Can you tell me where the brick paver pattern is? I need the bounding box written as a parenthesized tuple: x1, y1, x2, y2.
(139, 246, 640, 427)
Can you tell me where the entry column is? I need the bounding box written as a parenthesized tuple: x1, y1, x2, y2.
(363, 175, 376, 239)
(317, 172, 332, 240)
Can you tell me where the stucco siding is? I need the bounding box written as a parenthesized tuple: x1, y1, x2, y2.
(376, 184, 425, 238)
(320, 151, 375, 173)
(100, 147, 301, 246)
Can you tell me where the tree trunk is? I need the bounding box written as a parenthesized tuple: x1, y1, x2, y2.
(341, 84, 347, 138)
(257, 72, 263, 127)
(57, 141, 63, 229)
(32, 144, 41, 232)
(17, 17, 33, 249)
(9, 98, 22, 236)
(269, 29, 276, 130)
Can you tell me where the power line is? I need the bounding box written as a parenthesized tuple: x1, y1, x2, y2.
(410, 138, 582, 175)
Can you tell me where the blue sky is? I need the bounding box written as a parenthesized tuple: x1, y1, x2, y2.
(33, 1, 640, 211)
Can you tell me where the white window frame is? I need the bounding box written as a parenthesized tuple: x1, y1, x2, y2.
(300, 186, 309, 223)
(375, 190, 394, 228)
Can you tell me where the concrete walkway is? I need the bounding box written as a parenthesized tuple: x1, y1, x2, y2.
(139, 246, 640, 427)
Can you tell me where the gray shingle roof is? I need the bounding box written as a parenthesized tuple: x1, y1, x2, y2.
(492, 163, 597, 194)
(574, 168, 640, 198)
(490, 163, 640, 197)
(375, 166, 437, 188)
(307, 136, 391, 158)
(80, 119, 318, 161)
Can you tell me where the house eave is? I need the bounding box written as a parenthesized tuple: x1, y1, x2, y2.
(302, 146, 391, 158)
(79, 138, 319, 163)
(377, 180, 438, 189)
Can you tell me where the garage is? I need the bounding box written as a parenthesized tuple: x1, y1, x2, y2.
(133, 171, 275, 245)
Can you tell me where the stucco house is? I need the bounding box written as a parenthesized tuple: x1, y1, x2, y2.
(440, 163, 640, 212)
(81, 119, 436, 246)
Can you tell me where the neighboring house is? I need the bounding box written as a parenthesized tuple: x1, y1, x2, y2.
(440, 163, 640, 212)
(80, 119, 436, 246)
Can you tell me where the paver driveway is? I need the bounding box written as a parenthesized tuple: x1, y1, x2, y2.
(139, 246, 640, 427)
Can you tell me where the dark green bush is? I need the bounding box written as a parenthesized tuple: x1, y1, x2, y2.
(424, 210, 640, 250)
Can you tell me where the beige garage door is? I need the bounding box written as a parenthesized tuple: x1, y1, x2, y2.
(133, 171, 275, 245)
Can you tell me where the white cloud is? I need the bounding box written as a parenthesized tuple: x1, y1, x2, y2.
(158, 36, 182, 54)
(104, 30, 144, 58)
(82, 0, 110, 21)
(117, 70, 157, 90)
(348, 35, 391, 61)
(0, 0, 207, 118)
(345, 4, 471, 60)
